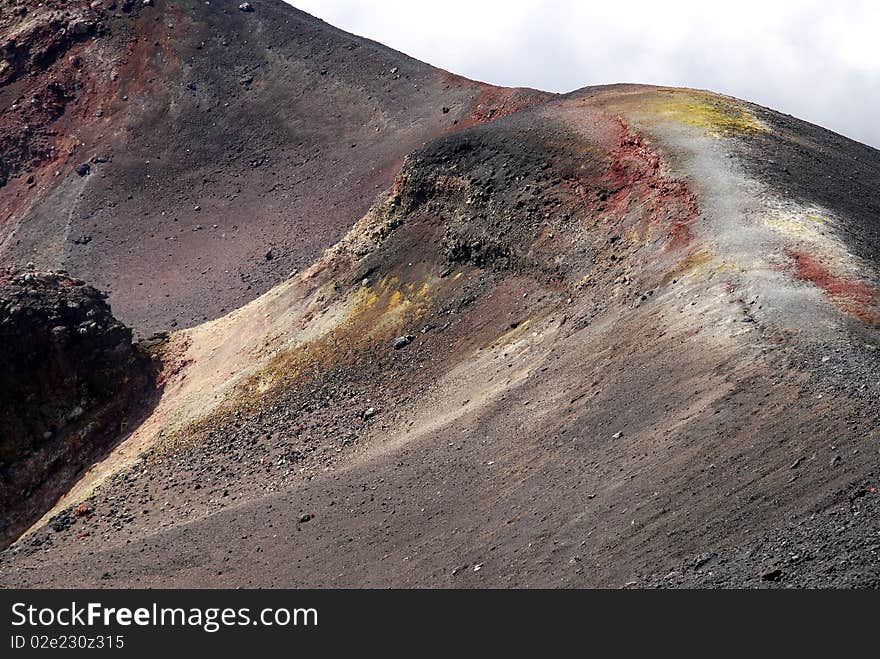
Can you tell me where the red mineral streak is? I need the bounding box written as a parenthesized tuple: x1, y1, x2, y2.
(601, 119, 699, 250)
(0, 5, 172, 225)
(788, 249, 879, 323)
(439, 72, 553, 131)
(459, 87, 549, 130)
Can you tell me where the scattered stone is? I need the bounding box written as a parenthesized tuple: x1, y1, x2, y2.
(760, 568, 784, 582)
(299, 513, 313, 524)
(265, 248, 275, 261)
(50, 511, 74, 533)
(612, 431, 623, 439)
(790, 457, 803, 469)
(239, 2, 253, 11)
(363, 407, 377, 420)
(392, 335, 413, 350)
(75, 163, 91, 177)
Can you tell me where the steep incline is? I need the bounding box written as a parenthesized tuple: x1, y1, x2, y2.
(0, 0, 549, 334)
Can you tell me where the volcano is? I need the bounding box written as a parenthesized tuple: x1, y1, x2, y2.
(1, 0, 878, 588)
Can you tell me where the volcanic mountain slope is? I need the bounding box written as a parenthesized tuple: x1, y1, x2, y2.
(1, 1, 879, 587)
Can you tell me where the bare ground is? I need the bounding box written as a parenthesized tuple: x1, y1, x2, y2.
(1, 2, 879, 588)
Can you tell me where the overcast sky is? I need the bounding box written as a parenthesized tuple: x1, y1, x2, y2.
(289, 0, 880, 149)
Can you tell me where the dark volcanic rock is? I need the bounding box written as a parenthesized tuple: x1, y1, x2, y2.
(0, 271, 155, 548)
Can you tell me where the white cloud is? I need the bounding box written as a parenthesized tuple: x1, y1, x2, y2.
(288, 0, 880, 149)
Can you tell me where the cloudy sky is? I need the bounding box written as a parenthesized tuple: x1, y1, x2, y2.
(289, 0, 880, 149)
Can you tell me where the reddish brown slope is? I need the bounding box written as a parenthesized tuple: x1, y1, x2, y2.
(0, 0, 550, 334)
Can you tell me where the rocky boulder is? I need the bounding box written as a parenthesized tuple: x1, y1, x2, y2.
(0, 271, 155, 547)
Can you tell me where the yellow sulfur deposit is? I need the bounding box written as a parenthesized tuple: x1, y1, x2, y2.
(658, 92, 766, 136)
